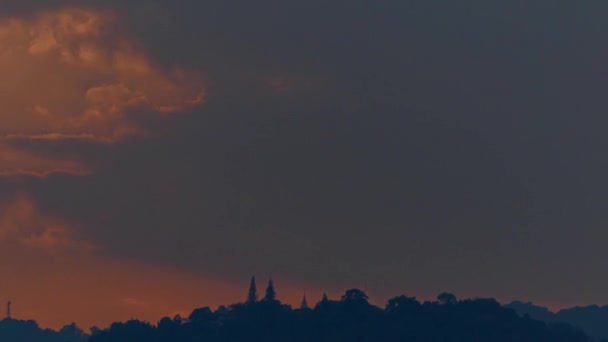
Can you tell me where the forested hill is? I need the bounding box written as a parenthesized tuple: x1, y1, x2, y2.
(87, 290, 590, 342)
(0, 318, 88, 342)
(0, 287, 596, 341)
(506, 301, 608, 341)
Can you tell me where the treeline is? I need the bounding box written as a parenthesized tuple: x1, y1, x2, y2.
(0, 318, 87, 342)
(0, 278, 597, 341)
(89, 277, 592, 342)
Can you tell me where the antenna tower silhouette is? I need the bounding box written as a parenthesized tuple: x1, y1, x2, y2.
(6, 301, 11, 319)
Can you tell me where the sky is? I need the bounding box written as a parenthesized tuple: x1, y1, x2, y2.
(1, 0, 608, 330)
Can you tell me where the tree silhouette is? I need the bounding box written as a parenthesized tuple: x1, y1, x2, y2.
(341, 288, 369, 305)
(0, 278, 595, 342)
(386, 295, 420, 314)
(437, 292, 457, 305)
(59, 322, 84, 336)
(246, 276, 257, 304)
(264, 278, 276, 302)
(188, 307, 213, 322)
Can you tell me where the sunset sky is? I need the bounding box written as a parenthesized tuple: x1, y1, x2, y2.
(2, 0, 608, 331)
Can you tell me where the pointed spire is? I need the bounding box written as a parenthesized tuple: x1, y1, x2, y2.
(264, 278, 276, 302)
(300, 289, 309, 310)
(314, 292, 330, 311)
(247, 276, 258, 304)
(6, 301, 11, 319)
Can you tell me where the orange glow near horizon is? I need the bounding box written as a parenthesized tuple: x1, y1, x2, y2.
(0, 7, 206, 177)
(0, 195, 332, 330)
(2, 262, 334, 331)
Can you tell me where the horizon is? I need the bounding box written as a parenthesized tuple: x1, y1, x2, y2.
(0, 277, 602, 330)
(0, 290, 596, 342)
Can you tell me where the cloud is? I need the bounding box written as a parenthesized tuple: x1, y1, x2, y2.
(264, 75, 297, 92)
(0, 193, 94, 253)
(0, 144, 90, 177)
(0, 7, 205, 176)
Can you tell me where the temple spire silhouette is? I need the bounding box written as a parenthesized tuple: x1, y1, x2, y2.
(321, 292, 329, 303)
(264, 278, 276, 301)
(300, 290, 309, 309)
(246, 276, 258, 304)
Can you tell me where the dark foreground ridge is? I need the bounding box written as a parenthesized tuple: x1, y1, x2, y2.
(0, 319, 87, 342)
(506, 301, 608, 341)
(0, 278, 600, 341)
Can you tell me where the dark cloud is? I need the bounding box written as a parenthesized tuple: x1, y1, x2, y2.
(3, 0, 608, 320)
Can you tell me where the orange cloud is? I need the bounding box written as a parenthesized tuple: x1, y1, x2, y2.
(0, 144, 91, 177)
(0, 7, 205, 176)
(0, 194, 94, 253)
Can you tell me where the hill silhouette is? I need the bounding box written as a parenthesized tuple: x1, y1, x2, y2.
(0, 318, 88, 342)
(87, 278, 591, 341)
(0, 279, 596, 341)
(506, 301, 608, 341)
